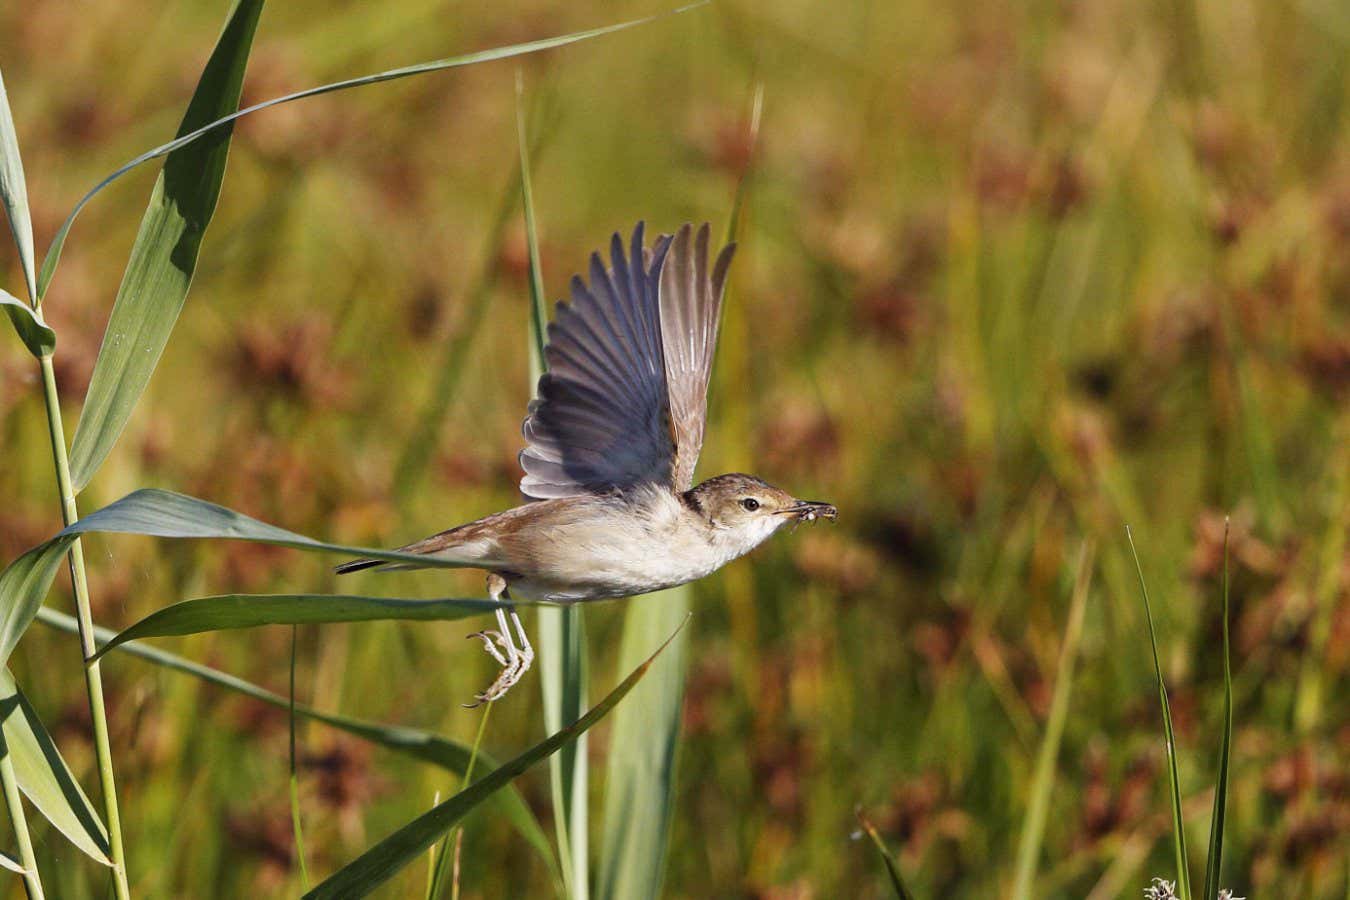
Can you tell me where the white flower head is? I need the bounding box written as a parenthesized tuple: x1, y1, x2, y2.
(1144, 878, 1179, 900)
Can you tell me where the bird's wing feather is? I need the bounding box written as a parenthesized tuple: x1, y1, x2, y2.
(519, 223, 676, 499)
(658, 224, 736, 491)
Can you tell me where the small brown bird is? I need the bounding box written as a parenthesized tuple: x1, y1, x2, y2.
(338, 222, 835, 704)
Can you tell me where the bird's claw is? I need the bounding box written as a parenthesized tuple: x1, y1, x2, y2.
(463, 611, 535, 708)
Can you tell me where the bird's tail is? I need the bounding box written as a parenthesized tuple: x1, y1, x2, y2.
(334, 557, 385, 575)
(334, 522, 490, 576)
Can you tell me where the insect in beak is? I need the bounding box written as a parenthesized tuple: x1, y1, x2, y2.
(780, 501, 838, 524)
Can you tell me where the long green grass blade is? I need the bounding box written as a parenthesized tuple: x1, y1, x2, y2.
(36, 2, 709, 302)
(0, 67, 36, 304)
(64, 0, 264, 493)
(596, 586, 691, 900)
(0, 668, 110, 864)
(1125, 527, 1191, 900)
(517, 74, 590, 899)
(92, 593, 517, 660)
(34, 606, 560, 883)
(1201, 523, 1233, 900)
(1011, 542, 1094, 900)
(856, 810, 918, 900)
(303, 621, 684, 899)
(1, 288, 54, 359)
(0, 488, 488, 673)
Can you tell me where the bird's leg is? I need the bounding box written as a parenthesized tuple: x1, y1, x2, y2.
(465, 573, 529, 707)
(509, 610, 534, 675)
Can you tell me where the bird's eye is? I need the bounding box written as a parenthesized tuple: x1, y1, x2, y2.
(740, 498, 760, 512)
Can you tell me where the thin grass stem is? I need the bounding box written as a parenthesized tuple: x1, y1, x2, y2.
(37, 355, 129, 900)
(0, 730, 43, 899)
(428, 702, 493, 900)
(289, 625, 310, 890)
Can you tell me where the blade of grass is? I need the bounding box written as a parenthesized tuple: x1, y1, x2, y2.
(0, 488, 494, 674)
(33, 606, 561, 884)
(289, 625, 310, 892)
(856, 810, 917, 900)
(36, 2, 711, 302)
(0, 289, 54, 359)
(596, 586, 690, 900)
(64, 0, 264, 492)
(0, 730, 42, 899)
(1011, 541, 1095, 900)
(518, 72, 589, 899)
(1125, 526, 1192, 900)
(1201, 522, 1233, 900)
(0, 668, 110, 865)
(92, 593, 516, 660)
(0, 67, 36, 304)
(427, 703, 491, 900)
(303, 620, 685, 900)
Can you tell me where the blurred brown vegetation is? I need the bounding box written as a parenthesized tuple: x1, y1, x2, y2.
(1, 0, 1348, 896)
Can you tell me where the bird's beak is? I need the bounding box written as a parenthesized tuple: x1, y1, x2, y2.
(780, 500, 838, 523)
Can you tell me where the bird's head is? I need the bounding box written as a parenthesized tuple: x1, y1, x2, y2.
(685, 473, 836, 554)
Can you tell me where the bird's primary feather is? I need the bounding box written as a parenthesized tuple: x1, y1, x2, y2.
(517, 222, 735, 499)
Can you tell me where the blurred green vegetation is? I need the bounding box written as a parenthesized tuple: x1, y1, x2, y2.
(1, 0, 1347, 896)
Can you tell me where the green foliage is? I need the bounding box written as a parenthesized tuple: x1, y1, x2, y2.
(66, 0, 265, 492)
(0, 668, 109, 864)
(303, 623, 681, 898)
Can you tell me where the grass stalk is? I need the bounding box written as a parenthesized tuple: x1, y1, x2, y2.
(1011, 540, 1095, 899)
(1201, 522, 1233, 900)
(36, 355, 129, 900)
(1125, 526, 1191, 900)
(427, 702, 492, 900)
(289, 625, 310, 890)
(0, 730, 43, 899)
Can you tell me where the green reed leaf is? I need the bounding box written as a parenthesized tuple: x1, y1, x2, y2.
(596, 585, 691, 900)
(517, 72, 591, 900)
(0, 67, 36, 303)
(34, 606, 560, 885)
(0, 288, 54, 358)
(1011, 542, 1094, 900)
(856, 810, 917, 900)
(0, 488, 485, 672)
(0, 668, 110, 864)
(303, 620, 684, 899)
(1202, 522, 1233, 900)
(1126, 527, 1191, 900)
(64, 0, 264, 493)
(92, 593, 515, 661)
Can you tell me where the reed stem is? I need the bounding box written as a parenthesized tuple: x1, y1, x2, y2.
(0, 730, 44, 899)
(37, 354, 130, 900)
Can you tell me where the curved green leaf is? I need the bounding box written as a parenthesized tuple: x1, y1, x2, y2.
(1202, 524, 1233, 900)
(597, 586, 690, 900)
(35, 606, 561, 887)
(1126, 527, 1192, 900)
(36, 1, 710, 302)
(0, 488, 483, 672)
(1, 288, 54, 358)
(0, 67, 36, 303)
(65, 0, 265, 492)
(0, 668, 110, 864)
(304, 619, 686, 900)
(93, 593, 518, 660)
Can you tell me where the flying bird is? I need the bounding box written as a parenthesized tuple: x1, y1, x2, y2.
(338, 222, 836, 705)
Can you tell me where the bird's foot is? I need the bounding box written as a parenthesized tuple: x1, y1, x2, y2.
(467, 629, 510, 667)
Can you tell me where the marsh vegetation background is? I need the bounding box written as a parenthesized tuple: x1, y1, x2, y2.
(1, 0, 1347, 896)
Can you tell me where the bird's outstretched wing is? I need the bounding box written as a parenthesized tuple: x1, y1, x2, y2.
(519, 222, 676, 499)
(659, 224, 736, 491)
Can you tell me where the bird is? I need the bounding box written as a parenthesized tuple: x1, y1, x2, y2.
(337, 222, 836, 705)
